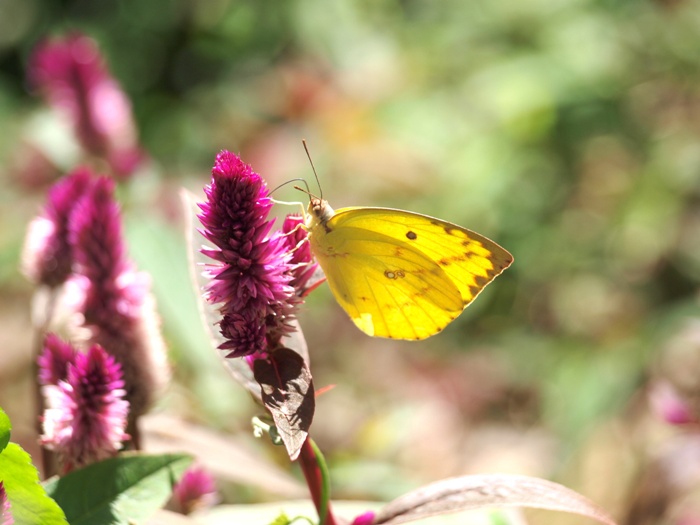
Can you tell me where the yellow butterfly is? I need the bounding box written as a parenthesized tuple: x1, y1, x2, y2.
(304, 197, 513, 340)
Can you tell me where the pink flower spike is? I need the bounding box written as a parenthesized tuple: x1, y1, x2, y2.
(0, 482, 13, 525)
(351, 511, 376, 525)
(69, 176, 128, 304)
(171, 466, 218, 515)
(650, 381, 696, 425)
(68, 174, 168, 419)
(41, 343, 129, 473)
(28, 32, 145, 179)
(21, 168, 93, 287)
(198, 151, 300, 357)
(38, 333, 77, 386)
(281, 214, 320, 295)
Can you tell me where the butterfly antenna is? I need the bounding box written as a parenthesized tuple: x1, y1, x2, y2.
(268, 179, 312, 218)
(302, 139, 323, 200)
(269, 178, 310, 197)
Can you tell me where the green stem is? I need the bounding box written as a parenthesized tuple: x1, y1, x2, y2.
(299, 437, 335, 525)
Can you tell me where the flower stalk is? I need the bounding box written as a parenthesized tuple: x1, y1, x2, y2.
(298, 438, 336, 525)
(28, 32, 145, 178)
(23, 167, 168, 474)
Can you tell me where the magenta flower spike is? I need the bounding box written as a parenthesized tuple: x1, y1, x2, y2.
(21, 168, 92, 287)
(198, 151, 309, 358)
(28, 32, 145, 178)
(351, 512, 376, 525)
(281, 214, 320, 295)
(198, 152, 317, 461)
(41, 343, 129, 473)
(68, 175, 168, 420)
(69, 176, 129, 297)
(170, 466, 218, 515)
(38, 333, 77, 386)
(0, 482, 13, 525)
(650, 381, 696, 425)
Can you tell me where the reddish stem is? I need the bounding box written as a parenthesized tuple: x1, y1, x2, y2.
(298, 438, 337, 525)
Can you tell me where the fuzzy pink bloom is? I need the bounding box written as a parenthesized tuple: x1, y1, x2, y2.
(68, 175, 168, 418)
(650, 381, 696, 425)
(170, 466, 218, 515)
(69, 177, 133, 312)
(351, 512, 375, 525)
(0, 482, 12, 525)
(21, 169, 92, 287)
(28, 32, 145, 179)
(281, 214, 319, 294)
(38, 333, 77, 386)
(676, 511, 700, 525)
(198, 151, 314, 358)
(41, 343, 129, 472)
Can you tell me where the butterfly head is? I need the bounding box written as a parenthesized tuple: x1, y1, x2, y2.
(306, 197, 335, 231)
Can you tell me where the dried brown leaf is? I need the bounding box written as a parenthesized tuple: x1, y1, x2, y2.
(373, 474, 617, 525)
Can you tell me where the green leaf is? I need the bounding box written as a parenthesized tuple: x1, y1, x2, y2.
(0, 443, 68, 525)
(268, 512, 292, 525)
(44, 452, 193, 525)
(0, 407, 10, 452)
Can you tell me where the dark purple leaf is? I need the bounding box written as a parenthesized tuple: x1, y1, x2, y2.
(254, 348, 315, 460)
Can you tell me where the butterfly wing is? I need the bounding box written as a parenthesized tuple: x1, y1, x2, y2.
(308, 207, 513, 340)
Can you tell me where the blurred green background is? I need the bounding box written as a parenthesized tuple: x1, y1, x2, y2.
(2, 0, 700, 522)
